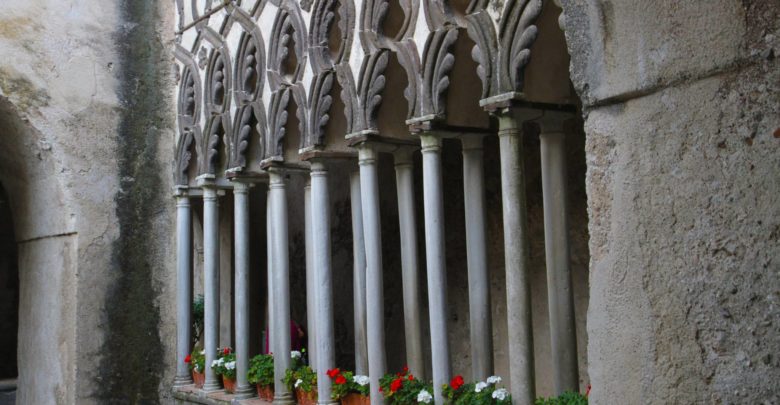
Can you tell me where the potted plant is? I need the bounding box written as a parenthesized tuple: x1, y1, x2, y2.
(284, 365, 317, 405)
(379, 366, 433, 404)
(187, 349, 206, 388)
(210, 347, 233, 391)
(248, 353, 275, 400)
(328, 368, 370, 405)
(443, 374, 512, 404)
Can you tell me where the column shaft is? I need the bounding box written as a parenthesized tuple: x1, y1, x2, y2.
(311, 161, 338, 405)
(304, 182, 317, 369)
(461, 137, 493, 380)
(357, 144, 386, 405)
(497, 113, 535, 405)
(540, 130, 578, 394)
(202, 185, 221, 391)
(266, 188, 275, 355)
(420, 134, 450, 404)
(233, 182, 254, 398)
(174, 194, 193, 386)
(270, 170, 295, 404)
(393, 150, 424, 378)
(349, 171, 369, 375)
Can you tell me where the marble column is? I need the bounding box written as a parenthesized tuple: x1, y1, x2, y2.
(461, 136, 493, 380)
(539, 117, 578, 394)
(350, 170, 368, 375)
(393, 148, 424, 378)
(420, 133, 451, 404)
(232, 181, 255, 398)
(200, 180, 222, 392)
(496, 111, 535, 405)
(311, 159, 338, 405)
(266, 186, 275, 355)
(269, 168, 295, 404)
(174, 191, 193, 386)
(304, 180, 317, 369)
(357, 142, 386, 405)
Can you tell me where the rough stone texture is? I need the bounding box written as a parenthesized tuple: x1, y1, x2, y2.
(0, 1, 178, 403)
(562, 1, 780, 403)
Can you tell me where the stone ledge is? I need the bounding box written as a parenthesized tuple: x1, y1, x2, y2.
(173, 385, 271, 405)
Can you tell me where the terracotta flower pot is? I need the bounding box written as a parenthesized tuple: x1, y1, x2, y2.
(341, 393, 370, 405)
(223, 376, 237, 393)
(257, 384, 274, 401)
(295, 388, 317, 405)
(192, 370, 205, 388)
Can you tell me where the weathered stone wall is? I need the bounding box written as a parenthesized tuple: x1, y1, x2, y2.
(561, 0, 780, 403)
(0, 1, 178, 403)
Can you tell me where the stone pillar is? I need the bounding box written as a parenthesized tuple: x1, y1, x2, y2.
(269, 168, 295, 404)
(496, 111, 535, 405)
(393, 148, 424, 378)
(174, 190, 193, 386)
(304, 180, 317, 370)
(539, 117, 578, 394)
(266, 187, 275, 355)
(420, 133, 451, 404)
(350, 170, 368, 375)
(357, 142, 386, 405)
(232, 180, 255, 398)
(460, 136, 493, 380)
(200, 179, 222, 392)
(310, 159, 338, 405)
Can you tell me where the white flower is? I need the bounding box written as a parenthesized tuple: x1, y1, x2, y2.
(217, 358, 225, 366)
(353, 375, 370, 386)
(226, 361, 236, 370)
(200, 349, 205, 355)
(291, 350, 302, 359)
(211, 359, 219, 368)
(294, 379, 303, 388)
(475, 382, 488, 393)
(416, 389, 433, 404)
(492, 388, 508, 401)
(486, 375, 502, 385)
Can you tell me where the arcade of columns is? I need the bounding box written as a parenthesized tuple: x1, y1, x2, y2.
(172, 0, 580, 404)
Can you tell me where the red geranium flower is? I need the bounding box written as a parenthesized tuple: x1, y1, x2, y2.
(402, 365, 409, 374)
(335, 375, 347, 385)
(184, 354, 191, 364)
(223, 347, 231, 355)
(450, 375, 464, 391)
(408, 374, 414, 381)
(390, 378, 403, 392)
(327, 368, 341, 379)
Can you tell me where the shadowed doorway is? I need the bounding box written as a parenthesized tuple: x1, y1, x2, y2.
(0, 183, 18, 403)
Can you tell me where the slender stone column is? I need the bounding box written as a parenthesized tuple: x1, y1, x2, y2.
(539, 118, 578, 394)
(393, 148, 424, 378)
(460, 136, 493, 380)
(496, 111, 535, 405)
(174, 191, 193, 386)
(269, 168, 295, 404)
(200, 180, 222, 392)
(232, 181, 255, 398)
(349, 170, 368, 375)
(304, 180, 317, 369)
(356, 142, 386, 405)
(420, 133, 451, 404)
(311, 159, 338, 405)
(266, 187, 275, 355)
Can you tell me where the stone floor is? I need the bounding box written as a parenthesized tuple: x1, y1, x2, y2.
(173, 384, 272, 405)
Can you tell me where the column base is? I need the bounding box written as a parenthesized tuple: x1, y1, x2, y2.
(273, 394, 296, 405)
(173, 374, 194, 387)
(234, 384, 256, 399)
(202, 380, 222, 392)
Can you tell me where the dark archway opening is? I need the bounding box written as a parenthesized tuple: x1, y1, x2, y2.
(0, 182, 18, 402)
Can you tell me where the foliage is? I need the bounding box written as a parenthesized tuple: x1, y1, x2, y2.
(192, 295, 204, 345)
(534, 391, 588, 405)
(379, 366, 434, 404)
(284, 365, 317, 393)
(186, 349, 206, 373)
(211, 352, 237, 379)
(443, 375, 511, 405)
(248, 353, 275, 386)
(328, 369, 370, 399)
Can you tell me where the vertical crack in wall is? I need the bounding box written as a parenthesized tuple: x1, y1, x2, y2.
(98, 1, 170, 402)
